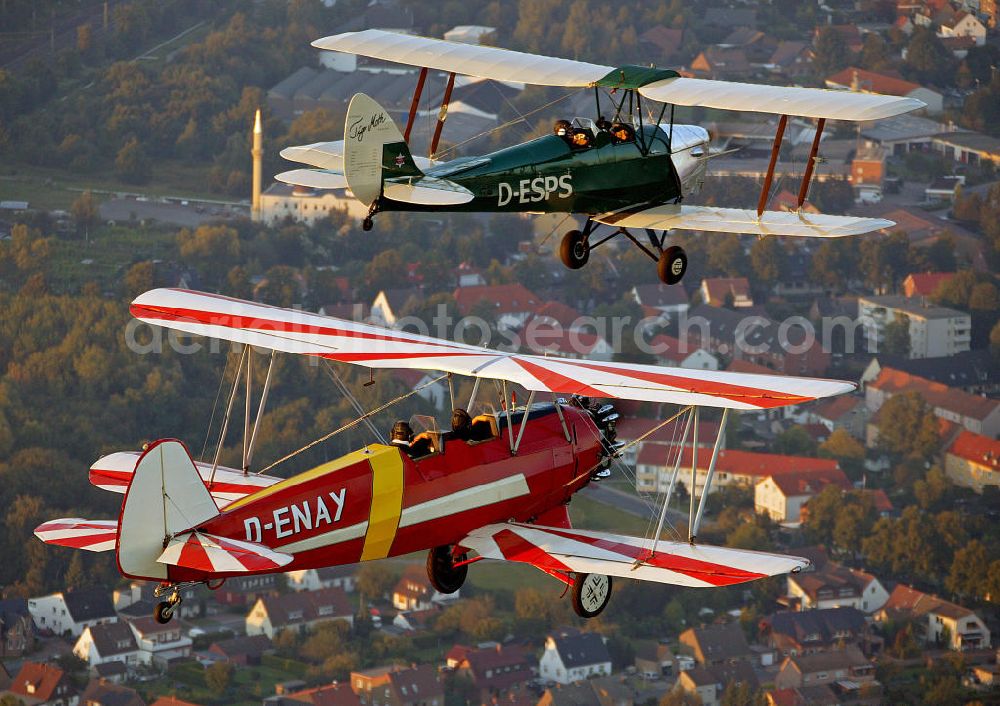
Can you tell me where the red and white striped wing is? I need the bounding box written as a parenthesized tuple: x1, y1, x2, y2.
(90, 451, 281, 507)
(157, 532, 293, 573)
(34, 518, 119, 552)
(131, 289, 854, 410)
(461, 523, 809, 588)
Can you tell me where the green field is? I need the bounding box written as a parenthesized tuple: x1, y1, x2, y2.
(47, 223, 177, 292)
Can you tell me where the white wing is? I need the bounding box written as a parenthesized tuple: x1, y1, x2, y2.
(131, 288, 855, 410)
(597, 205, 895, 238)
(312, 29, 611, 87)
(461, 523, 809, 587)
(640, 77, 924, 121)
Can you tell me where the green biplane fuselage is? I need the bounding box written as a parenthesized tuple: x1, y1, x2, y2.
(381, 123, 683, 216)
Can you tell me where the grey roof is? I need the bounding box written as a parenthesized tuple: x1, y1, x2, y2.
(684, 622, 751, 662)
(268, 67, 319, 100)
(872, 349, 998, 389)
(933, 131, 1000, 155)
(788, 645, 870, 674)
(861, 114, 946, 143)
(633, 282, 690, 308)
(550, 628, 611, 669)
(63, 588, 116, 623)
(544, 682, 602, 706)
(768, 607, 867, 645)
(859, 294, 968, 320)
(89, 621, 137, 657)
(210, 634, 273, 657)
(704, 7, 756, 27)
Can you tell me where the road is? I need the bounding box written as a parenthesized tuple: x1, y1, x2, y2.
(99, 197, 244, 228)
(581, 483, 688, 528)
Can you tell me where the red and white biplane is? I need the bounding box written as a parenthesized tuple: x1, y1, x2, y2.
(36, 288, 854, 621)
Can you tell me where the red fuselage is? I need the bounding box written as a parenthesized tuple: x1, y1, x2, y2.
(165, 404, 604, 582)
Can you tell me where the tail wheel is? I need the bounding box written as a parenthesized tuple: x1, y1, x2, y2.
(154, 601, 175, 624)
(559, 230, 590, 270)
(427, 545, 468, 594)
(572, 573, 612, 618)
(657, 245, 687, 285)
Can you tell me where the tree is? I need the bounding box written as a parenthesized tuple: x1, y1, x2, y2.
(750, 236, 785, 281)
(882, 314, 911, 357)
(205, 661, 233, 696)
(819, 430, 865, 477)
(356, 563, 395, 602)
(773, 425, 817, 456)
(904, 27, 956, 86)
(70, 191, 98, 238)
(660, 689, 703, 706)
(124, 261, 155, 300)
(813, 27, 849, 76)
(946, 540, 989, 598)
(114, 136, 151, 184)
(876, 392, 940, 461)
(726, 522, 771, 551)
(708, 234, 747, 277)
(177, 225, 241, 269)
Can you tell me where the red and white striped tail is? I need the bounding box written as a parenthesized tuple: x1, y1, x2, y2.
(157, 532, 292, 573)
(90, 451, 281, 508)
(34, 518, 118, 552)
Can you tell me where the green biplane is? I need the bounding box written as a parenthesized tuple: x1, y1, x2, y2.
(277, 30, 923, 285)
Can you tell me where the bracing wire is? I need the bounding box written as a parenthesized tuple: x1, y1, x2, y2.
(199, 349, 235, 461)
(255, 372, 450, 476)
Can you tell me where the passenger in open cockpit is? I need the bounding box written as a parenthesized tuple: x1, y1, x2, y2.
(451, 408, 472, 441)
(611, 122, 635, 144)
(553, 119, 572, 141)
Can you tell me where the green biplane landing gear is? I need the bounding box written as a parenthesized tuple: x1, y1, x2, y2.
(658, 245, 687, 285)
(559, 230, 590, 269)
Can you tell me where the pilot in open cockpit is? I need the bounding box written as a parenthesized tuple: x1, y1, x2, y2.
(611, 122, 635, 144)
(554, 119, 593, 150)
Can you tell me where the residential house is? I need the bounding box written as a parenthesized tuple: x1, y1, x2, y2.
(786, 563, 889, 614)
(392, 606, 440, 633)
(699, 277, 753, 308)
(876, 584, 991, 650)
(149, 698, 203, 706)
(864, 367, 1000, 438)
(684, 304, 830, 377)
(4, 662, 78, 706)
(765, 684, 841, 705)
(212, 574, 280, 607)
(350, 664, 443, 706)
(767, 41, 813, 77)
(208, 635, 273, 666)
(647, 334, 719, 370)
(0, 598, 35, 657)
(285, 565, 358, 593)
(802, 396, 867, 439)
(246, 587, 353, 639)
(761, 608, 876, 656)
(688, 46, 752, 79)
(523, 328, 614, 361)
(527, 300, 586, 332)
(773, 645, 876, 689)
(631, 283, 690, 321)
(127, 617, 192, 667)
(674, 661, 758, 706)
(78, 679, 145, 706)
(637, 446, 840, 497)
(944, 431, 1000, 494)
(640, 25, 687, 64)
(939, 10, 987, 45)
(535, 682, 602, 706)
(678, 623, 751, 666)
(755, 468, 852, 523)
(616, 416, 721, 467)
(446, 643, 533, 698)
(902, 272, 954, 298)
(452, 283, 540, 331)
(539, 628, 612, 685)
(268, 682, 361, 706)
(862, 350, 1000, 397)
(29, 588, 117, 637)
(370, 288, 422, 328)
(851, 145, 887, 202)
(857, 295, 971, 359)
(825, 67, 942, 113)
(74, 622, 141, 673)
(392, 565, 459, 611)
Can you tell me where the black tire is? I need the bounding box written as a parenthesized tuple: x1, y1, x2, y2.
(154, 601, 175, 624)
(362, 217, 374, 231)
(559, 230, 589, 270)
(657, 245, 687, 285)
(426, 545, 468, 594)
(571, 573, 612, 618)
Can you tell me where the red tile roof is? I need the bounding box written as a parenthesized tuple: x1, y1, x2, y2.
(881, 584, 974, 620)
(727, 359, 778, 375)
(903, 272, 954, 297)
(637, 446, 841, 478)
(947, 430, 1000, 468)
(530, 300, 583, 328)
(452, 283, 540, 316)
(648, 334, 697, 363)
(864, 488, 894, 513)
(10, 663, 69, 702)
(767, 467, 851, 497)
(150, 698, 205, 706)
(284, 683, 362, 706)
(869, 367, 999, 422)
(809, 395, 862, 422)
(826, 67, 921, 96)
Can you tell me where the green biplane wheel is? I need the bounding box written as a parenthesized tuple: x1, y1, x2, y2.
(658, 245, 687, 285)
(560, 230, 589, 270)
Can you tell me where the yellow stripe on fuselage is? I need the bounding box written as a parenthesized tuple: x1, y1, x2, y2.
(360, 446, 405, 561)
